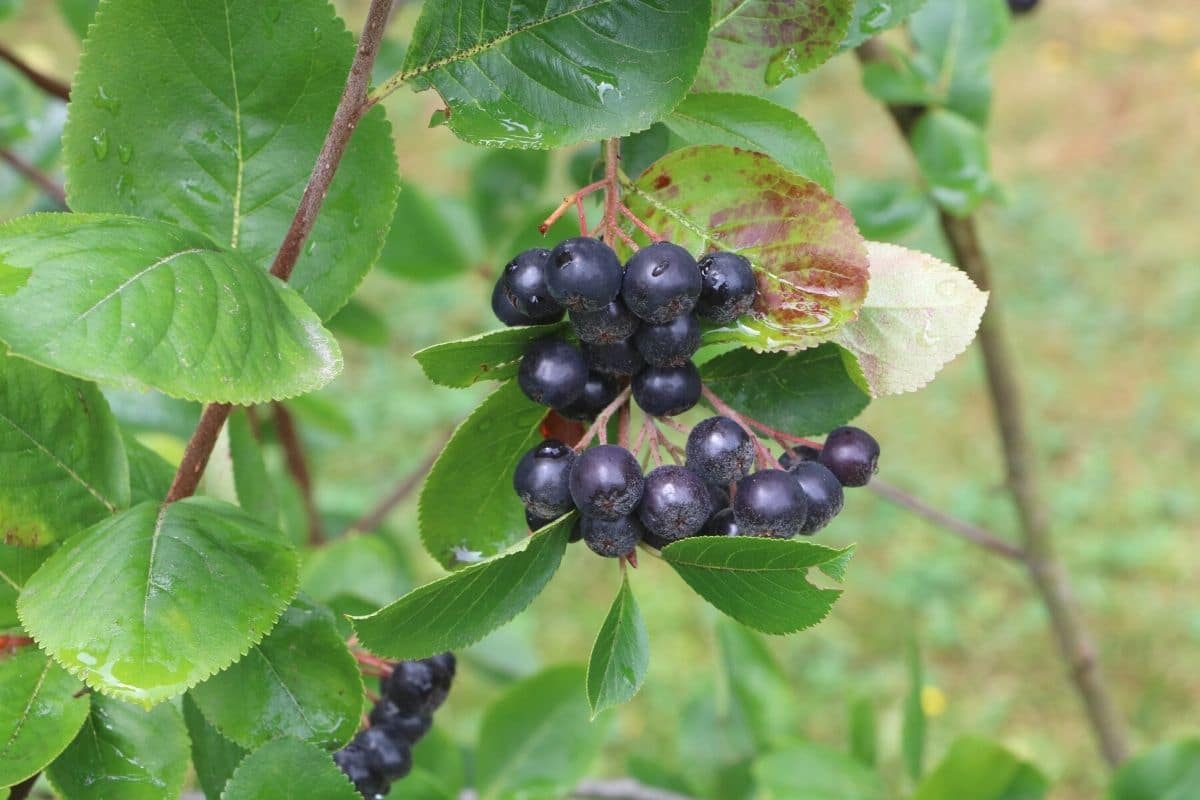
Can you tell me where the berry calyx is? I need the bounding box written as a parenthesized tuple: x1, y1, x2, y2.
(634, 313, 700, 368)
(632, 362, 702, 417)
(513, 439, 577, 519)
(790, 461, 844, 534)
(621, 241, 702, 324)
(569, 444, 645, 519)
(583, 339, 645, 377)
(518, 338, 587, 409)
(696, 251, 756, 325)
(546, 237, 623, 312)
(685, 415, 755, 485)
(819, 426, 880, 487)
(501, 248, 563, 323)
(732, 469, 808, 538)
(580, 513, 644, 557)
(559, 372, 621, 421)
(638, 465, 713, 542)
(491, 279, 535, 327)
(570, 298, 640, 345)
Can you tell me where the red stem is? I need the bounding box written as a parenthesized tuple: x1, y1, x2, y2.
(574, 387, 631, 451)
(700, 386, 782, 470)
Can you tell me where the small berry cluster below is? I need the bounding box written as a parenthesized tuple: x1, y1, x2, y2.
(334, 653, 455, 799)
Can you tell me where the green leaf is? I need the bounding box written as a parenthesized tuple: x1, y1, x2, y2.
(378, 181, 472, 283)
(123, 434, 175, 506)
(62, 0, 399, 321)
(831, 241, 987, 396)
(191, 597, 363, 750)
(0, 0, 22, 22)
(0, 543, 51, 629)
(220, 738, 360, 800)
(586, 573, 649, 717)
(327, 299, 389, 346)
(419, 380, 549, 568)
(227, 411, 279, 527)
(352, 520, 569, 660)
(477, 665, 609, 800)
(909, 0, 1009, 125)
(910, 110, 996, 217)
(696, 0, 853, 92)
(183, 694, 248, 800)
(755, 741, 888, 800)
(0, 355, 129, 546)
(301, 535, 411, 616)
(399, 0, 709, 149)
(700, 343, 869, 436)
(661, 537, 851, 635)
(841, 0, 927, 50)
(0, 647, 91, 788)
(620, 124, 672, 179)
(717, 620, 791, 748)
(45, 694, 189, 800)
(902, 640, 926, 781)
(18, 497, 298, 707)
(415, 324, 568, 390)
(0, 62, 43, 148)
(56, 0, 99, 38)
(0, 214, 342, 404)
(627, 145, 869, 351)
(1108, 739, 1200, 800)
(848, 696, 878, 768)
(911, 737, 1047, 800)
(842, 179, 932, 241)
(663, 93, 834, 191)
(861, 58, 937, 107)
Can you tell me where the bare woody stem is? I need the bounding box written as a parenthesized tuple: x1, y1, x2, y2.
(0, 43, 71, 102)
(0, 149, 66, 207)
(272, 402, 324, 545)
(574, 387, 632, 451)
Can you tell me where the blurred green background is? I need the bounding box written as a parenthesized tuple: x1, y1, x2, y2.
(2, 1, 1197, 798)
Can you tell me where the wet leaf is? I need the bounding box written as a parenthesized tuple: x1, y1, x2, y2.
(0, 647, 91, 787)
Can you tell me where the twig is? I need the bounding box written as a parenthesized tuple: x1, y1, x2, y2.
(165, 403, 233, 502)
(649, 419, 686, 464)
(617, 403, 631, 448)
(0, 149, 66, 207)
(0, 43, 70, 101)
(345, 429, 452, 534)
(620, 204, 663, 242)
(574, 387, 632, 451)
(599, 139, 622, 246)
(870, 479, 1024, 561)
(272, 402, 323, 545)
(539, 179, 605, 234)
(699, 386, 781, 470)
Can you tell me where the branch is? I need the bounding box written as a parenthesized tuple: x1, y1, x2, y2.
(0, 149, 66, 207)
(9, 774, 38, 800)
(0, 43, 70, 101)
(166, 0, 395, 503)
(272, 402, 324, 545)
(869, 479, 1024, 561)
(345, 428, 453, 534)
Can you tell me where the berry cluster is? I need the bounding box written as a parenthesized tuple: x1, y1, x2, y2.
(334, 653, 455, 799)
(515, 423, 880, 557)
(492, 237, 756, 419)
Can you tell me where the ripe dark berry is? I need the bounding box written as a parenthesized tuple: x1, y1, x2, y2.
(703, 507, 740, 537)
(790, 461, 844, 534)
(634, 313, 700, 368)
(368, 700, 433, 744)
(570, 299, 639, 345)
(622, 242, 702, 324)
(526, 508, 556, 531)
(778, 444, 821, 470)
(334, 745, 388, 799)
(1008, 0, 1038, 13)
(569, 444, 644, 519)
(685, 416, 754, 485)
(706, 482, 730, 513)
(583, 339, 645, 378)
(639, 465, 713, 542)
(518, 339, 587, 408)
(819, 426, 880, 487)
(568, 517, 583, 543)
(501, 248, 563, 323)
(359, 727, 413, 781)
(513, 439, 577, 519)
(546, 237, 623, 312)
(696, 251, 756, 325)
(381, 660, 436, 715)
(424, 652, 456, 709)
(580, 514, 643, 557)
(640, 529, 672, 551)
(492, 279, 534, 327)
(733, 469, 808, 538)
(559, 372, 621, 421)
(632, 362, 702, 417)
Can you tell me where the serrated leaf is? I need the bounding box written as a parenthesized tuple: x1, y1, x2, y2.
(0, 542, 51, 629)
(62, 0, 398, 321)
(378, 181, 472, 283)
(910, 0, 1008, 126)
(0, 647, 91, 787)
(477, 665, 609, 800)
(903, 640, 926, 781)
(419, 380, 549, 568)
(696, 0, 853, 92)
(0, 355, 129, 546)
(56, 0, 98, 38)
(45, 694, 189, 800)
(910, 110, 995, 217)
(220, 738, 360, 800)
(831, 241, 987, 396)
(227, 411, 279, 527)
(717, 620, 790, 748)
(661, 537, 851, 635)
(1108, 739, 1200, 800)
(399, 0, 709, 149)
(123, 434, 175, 506)
(18, 498, 298, 707)
(586, 573, 649, 717)
(755, 741, 888, 800)
(0, 214, 342, 404)
(415, 323, 569, 389)
(911, 737, 1047, 800)
(627, 145, 868, 351)
(352, 520, 569, 660)
(841, 0, 927, 50)
(183, 694, 248, 800)
(700, 343, 869, 437)
(191, 597, 363, 750)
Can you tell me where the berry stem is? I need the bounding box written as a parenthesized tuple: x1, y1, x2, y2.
(573, 387, 632, 451)
(618, 402, 631, 449)
(620, 204, 664, 242)
(699, 386, 782, 471)
(648, 419, 686, 464)
(741, 418, 821, 450)
(538, 179, 606, 234)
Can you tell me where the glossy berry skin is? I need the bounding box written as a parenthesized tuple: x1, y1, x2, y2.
(359, 727, 413, 781)
(492, 279, 534, 326)
(518, 339, 587, 409)
(634, 313, 700, 367)
(778, 444, 821, 471)
(424, 652, 456, 709)
(569, 444, 644, 519)
(639, 465, 713, 542)
(381, 660, 437, 715)
(632, 362, 702, 417)
(790, 461, 844, 534)
(685, 416, 755, 485)
(368, 700, 433, 744)
(696, 251, 756, 325)
(621, 241, 702, 324)
(583, 339, 645, 377)
(733, 469, 808, 538)
(703, 507, 740, 537)
(502, 248, 563, 323)
(546, 237, 623, 312)
(559, 372, 621, 421)
(580, 514, 643, 557)
(334, 745, 388, 799)
(570, 299, 640, 345)
(819, 426, 880, 487)
(513, 439, 577, 519)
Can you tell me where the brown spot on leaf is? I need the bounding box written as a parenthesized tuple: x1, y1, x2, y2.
(653, 174, 672, 190)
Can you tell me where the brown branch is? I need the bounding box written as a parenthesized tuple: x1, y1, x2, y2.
(165, 0, 395, 503)
(9, 773, 39, 800)
(0, 43, 70, 101)
(345, 429, 453, 534)
(272, 402, 323, 545)
(0, 149, 66, 207)
(870, 478, 1024, 561)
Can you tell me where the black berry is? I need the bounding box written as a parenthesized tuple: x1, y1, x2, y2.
(583, 339, 645, 377)
(638, 465, 713, 542)
(790, 461, 844, 534)
(732, 469, 808, 538)
(778, 444, 821, 471)
(632, 362, 702, 417)
(381, 660, 437, 715)
(513, 439, 577, 519)
(1008, 0, 1038, 13)
(634, 313, 700, 367)
(570, 299, 640, 345)
(518, 339, 587, 409)
(501, 248, 563, 323)
(685, 416, 754, 485)
(580, 514, 643, 557)
(706, 482, 730, 513)
(546, 237, 623, 312)
(423, 652, 456, 710)
(621, 241, 702, 324)
(703, 507, 740, 536)
(492, 279, 534, 327)
(334, 745, 388, 799)
(640, 529, 673, 550)
(568, 517, 583, 543)
(696, 251, 756, 325)
(569, 444, 644, 519)
(819, 426, 880, 487)
(358, 727, 413, 781)
(525, 508, 556, 531)
(559, 372, 620, 421)
(368, 700, 433, 744)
